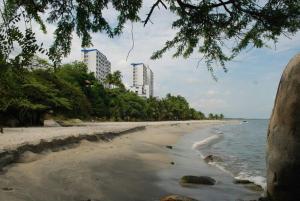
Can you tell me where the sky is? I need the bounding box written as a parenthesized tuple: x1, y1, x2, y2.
(32, 1, 300, 119)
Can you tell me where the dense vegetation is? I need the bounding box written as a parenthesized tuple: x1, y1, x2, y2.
(0, 1, 299, 71)
(0, 61, 223, 127)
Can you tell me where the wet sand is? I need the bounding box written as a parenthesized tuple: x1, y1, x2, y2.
(0, 121, 260, 201)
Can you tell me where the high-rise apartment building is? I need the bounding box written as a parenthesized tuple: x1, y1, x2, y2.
(130, 63, 153, 98)
(81, 49, 111, 84)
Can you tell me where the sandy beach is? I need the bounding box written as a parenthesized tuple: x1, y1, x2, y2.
(0, 121, 261, 201)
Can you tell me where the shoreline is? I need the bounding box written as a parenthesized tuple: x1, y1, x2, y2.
(0, 120, 259, 201)
(0, 120, 232, 170)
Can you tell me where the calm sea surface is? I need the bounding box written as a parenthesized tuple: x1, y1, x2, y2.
(193, 119, 268, 189)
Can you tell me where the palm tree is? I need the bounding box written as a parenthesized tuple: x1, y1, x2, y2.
(105, 71, 125, 89)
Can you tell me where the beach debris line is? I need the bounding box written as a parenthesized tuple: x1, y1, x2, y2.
(0, 126, 146, 170)
(180, 175, 216, 185)
(160, 194, 199, 201)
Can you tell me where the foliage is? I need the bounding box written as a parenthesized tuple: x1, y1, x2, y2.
(1, 0, 299, 70)
(105, 71, 125, 90)
(208, 113, 225, 120)
(0, 61, 211, 126)
(150, 0, 300, 72)
(0, 0, 142, 65)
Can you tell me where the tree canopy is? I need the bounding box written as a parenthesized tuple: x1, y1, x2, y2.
(1, 60, 219, 126)
(0, 0, 299, 70)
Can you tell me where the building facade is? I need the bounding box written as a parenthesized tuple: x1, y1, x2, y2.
(130, 63, 154, 98)
(81, 49, 111, 84)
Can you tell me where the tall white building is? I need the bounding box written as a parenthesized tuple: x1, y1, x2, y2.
(81, 49, 111, 84)
(130, 63, 154, 98)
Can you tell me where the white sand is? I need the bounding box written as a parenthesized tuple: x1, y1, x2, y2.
(0, 121, 227, 201)
(0, 120, 229, 151)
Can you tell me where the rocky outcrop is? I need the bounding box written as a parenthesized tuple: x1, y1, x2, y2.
(180, 175, 216, 185)
(267, 53, 300, 201)
(160, 195, 199, 201)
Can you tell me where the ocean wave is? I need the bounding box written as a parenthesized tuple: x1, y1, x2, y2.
(192, 134, 224, 150)
(207, 160, 266, 190)
(206, 160, 266, 191)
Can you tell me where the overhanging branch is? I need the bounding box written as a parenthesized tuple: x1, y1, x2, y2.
(143, 0, 167, 26)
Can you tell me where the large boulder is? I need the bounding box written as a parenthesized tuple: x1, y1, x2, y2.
(180, 175, 216, 185)
(160, 195, 199, 201)
(267, 53, 300, 201)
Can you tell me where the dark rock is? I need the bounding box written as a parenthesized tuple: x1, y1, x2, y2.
(204, 154, 223, 163)
(234, 179, 253, 184)
(170, 162, 175, 165)
(235, 199, 256, 201)
(180, 175, 216, 185)
(267, 54, 300, 201)
(235, 198, 268, 201)
(234, 179, 263, 192)
(244, 184, 264, 192)
(258, 197, 269, 201)
(166, 145, 173, 149)
(160, 195, 199, 201)
(2, 187, 13, 191)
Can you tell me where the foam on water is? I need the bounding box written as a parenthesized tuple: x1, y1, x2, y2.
(208, 161, 234, 176)
(235, 173, 266, 190)
(192, 134, 224, 150)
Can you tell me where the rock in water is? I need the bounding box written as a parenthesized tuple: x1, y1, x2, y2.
(160, 195, 199, 201)
(204, 154, 223, 163)
(267, 54, 300, 201)
(180, 175, 216, 185)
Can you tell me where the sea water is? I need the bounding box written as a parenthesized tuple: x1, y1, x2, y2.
(193, 119, 268, 190)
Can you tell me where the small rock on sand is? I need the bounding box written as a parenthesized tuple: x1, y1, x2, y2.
(160, 195, 199, 201)
(166, 145, 173, 149)
(2, 187, 13, 191)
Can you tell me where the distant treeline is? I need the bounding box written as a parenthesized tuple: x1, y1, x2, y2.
(0, 60, 224, 126)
